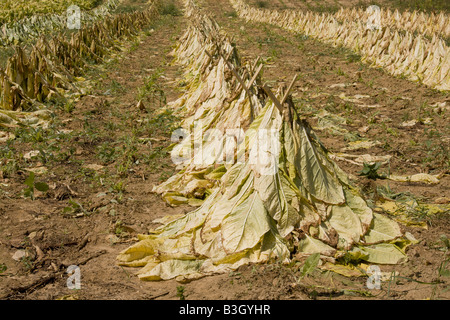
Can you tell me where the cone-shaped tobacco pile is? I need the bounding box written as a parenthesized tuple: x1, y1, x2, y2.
(0, 0, 162, 128)
(118, 94, 406, 281)
(153, 4, 265, 206)
(230, 0, 450, 91)
(117, 0, 407, 282)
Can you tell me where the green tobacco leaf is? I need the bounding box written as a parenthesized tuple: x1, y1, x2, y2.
(329, 204, 364, 248)
(164, 195, 189, 206)
(205, 165, 227, 180)
(356, 243, 407, 265)
(364, 212, 402, 244)
(344, 188, 373, 232)
(295, 121, 345, 204)
(221, 190, 271, 254)
(254, 171, 299, 237)
(341, 247, 369, 263)
(297, 234, 336, 256)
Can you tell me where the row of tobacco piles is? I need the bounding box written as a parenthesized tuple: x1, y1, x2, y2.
(231, 0, 450, 91)
(117, 0, 411, 282)
(0, 1, 161, 128)
(0, 0, 122, 46)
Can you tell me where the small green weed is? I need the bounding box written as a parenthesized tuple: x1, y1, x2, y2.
(358, 162, 386, 180)
(23, 172, 49, 200)
(137, 69, 166, 108)
(160, 1, 182, 16)
(256, 1, 268, 8)
(224, 11, 238, 18)
(63, 198, 88, 217)
(176, 285, 186, 300)
(298, 253, 320, 279)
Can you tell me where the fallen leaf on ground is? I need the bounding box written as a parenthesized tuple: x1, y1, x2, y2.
(25, 167, 48, 175)
(12, 250, 28, 261)
(435, 197, 449, 204)
(23, 150, 40, 160)
(331, 153, 391, 166)
(0, 131, 15, 142)
(341, 140, 382, 151)
(83, 164, 105, 171)
(387, 173, 440, 184)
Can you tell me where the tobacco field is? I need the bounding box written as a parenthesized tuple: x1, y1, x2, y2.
(0, 0, 449, 300)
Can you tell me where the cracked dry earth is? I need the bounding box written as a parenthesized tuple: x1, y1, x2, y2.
(0, 0, 449, 300)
